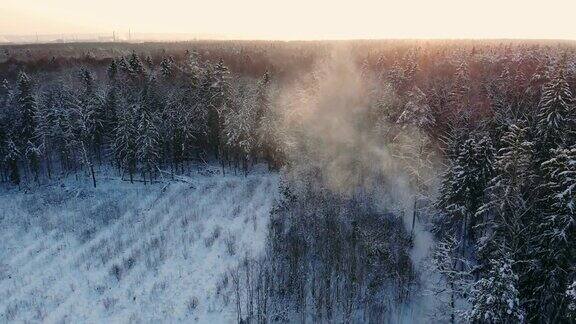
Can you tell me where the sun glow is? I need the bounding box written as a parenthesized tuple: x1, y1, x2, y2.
(1, 0, 576, 40)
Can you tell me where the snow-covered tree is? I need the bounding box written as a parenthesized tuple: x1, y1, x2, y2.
(137, 108, 161, 183)
(535, 65, 574, 162)
(476, 123, 534, 264)
(396, 86, 436, 235)
(107, 59, 119, 80)
(145, 55, 154, 69)
(223, 80, 259, 174)
(0, 78, 10, 108)
(36, 86, 62, 179)
(255, 73, 284, 169)
(541, 146, 576, 244)
(568, 280, 576, 316)
(437, 133, 494, 261)
(160, 56, 174, 80)
(101, 85, 120, 153)
(4, 138, 21, 185)
(396, 86, 435, 130)
(139, 76, 165, 176)
(427, 235, 471, 323)
(66, 91, 98, 187)
(118, 56, 131, 75)
(204, 59, 230, 158)
(15, 71, 40, 181)
(448, 61, 471, 122)
(114, 104, 138, 182)
(467, 257, 525, 323)
(16, 72, 37, 145)
(128, 52, 145, 77)
(78, 68, 105, 161)
(530, 146, 576, 320)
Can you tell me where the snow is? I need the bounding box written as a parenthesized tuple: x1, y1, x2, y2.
(0, 167, 278, 323)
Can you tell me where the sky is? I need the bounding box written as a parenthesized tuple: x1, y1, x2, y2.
(1, 0, 576, 40)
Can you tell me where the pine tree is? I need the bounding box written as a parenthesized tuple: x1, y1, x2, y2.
(205, 59, 230, 158)
(467, 257, 525, 323)
(114, 104, 138, 183)
(396, 86, 435, 130)
(107, 59, 119, 80)
(0, 78, 9, 107)
(16, 72, 36, 143)
(531, 146, 576, 320)
(79, 68, 105, 163)
(541, 146, 575, 248)
(534, 65, 574, 162)
(224, 83, 257, 174)
(477, 124, 534, 270)
(137, 108, 160, 184)
(16, 71, 40, 182)
(437, 133, 494, 264)
(102, 85, 120, 154)
(0, 79, 12, 182)
(0, 121, 5, 181)
(448, 61, 471, 122)
(66, 88, 98, 187)
(160, 56, 174, 79)
(396, 86, 436, 235)
(4, 138, 20, 185)
(568, 280, 576, 317)
(36, 85, 62, 179)
(145, 55, 154, 69)
(427, 235, 471, 323)
(255, 71, 283, 169)
(50, 87, 75, 172)
(137, 77, 163, 182)
(118, 56, 131, 75)
(128, 52, 145, 77)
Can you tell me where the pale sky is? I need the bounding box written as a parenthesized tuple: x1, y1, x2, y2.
(1, 0, 576, 40)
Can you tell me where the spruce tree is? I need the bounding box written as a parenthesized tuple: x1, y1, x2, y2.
(107, 59, 119, 80)
(137, 108, 160, 183)
(534, 65, 574, 162)
(79, 68, 105, 163)
(531, 146, 576, 321)
(205, 59, 230, 158)
(448, 61, 471, 122)
(437, 133, 494, 263)
(568, 280, 576, 317)
(477, 124, 534, 267)
(5, 138, 20, 185)
(102, 85, 120, 154)
(16, 71, 40, 182)
(467, 257, 525, 323)
(160, 56, 174, 80)
(128, 52, 145, 77)
(114, 104, 138, 183)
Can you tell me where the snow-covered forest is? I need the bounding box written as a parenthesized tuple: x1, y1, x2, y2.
(0, 40, 575, 322)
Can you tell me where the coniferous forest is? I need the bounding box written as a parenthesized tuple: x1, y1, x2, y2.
(0, 40, 575, 322)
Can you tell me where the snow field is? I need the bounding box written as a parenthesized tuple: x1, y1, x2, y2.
(0, 170, 278, 323)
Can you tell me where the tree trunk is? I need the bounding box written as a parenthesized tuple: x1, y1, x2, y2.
(460, 213, 467, 271)
(411, 196, 417, 238)
(46, 154, 52, 180)
(9, 159, 20, 185)
(450, 281, 455, 324)
(90, 163, 97, 188)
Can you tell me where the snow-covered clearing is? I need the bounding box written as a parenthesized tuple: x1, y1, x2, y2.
(0, 168, 278, 323)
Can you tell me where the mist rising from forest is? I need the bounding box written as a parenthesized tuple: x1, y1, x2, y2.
(277, 47, 438, 279)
